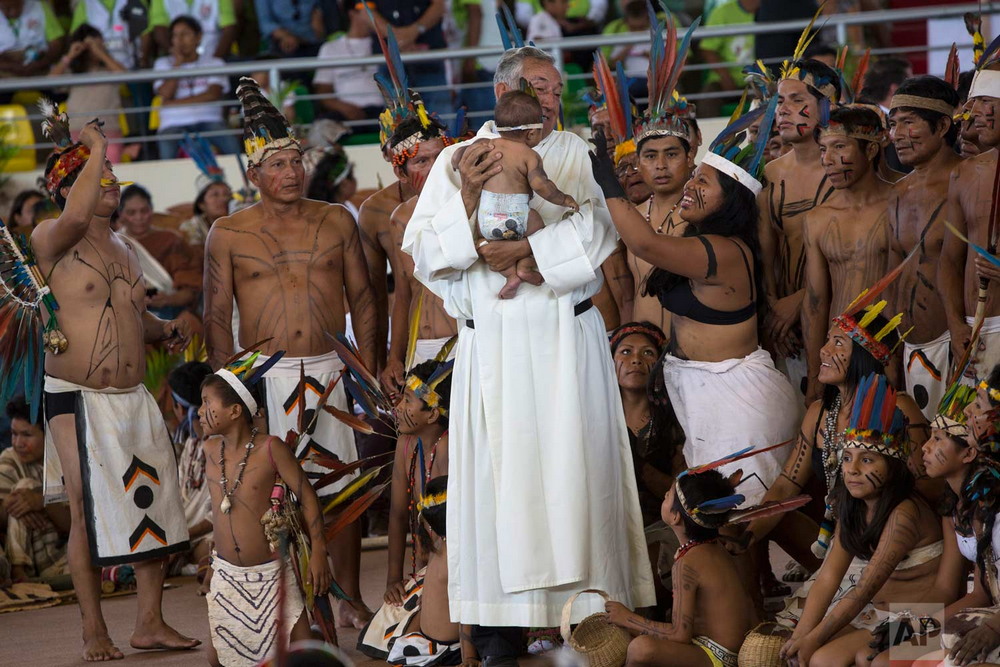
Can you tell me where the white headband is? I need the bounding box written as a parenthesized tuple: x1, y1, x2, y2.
(215, 369, 258, 416)
(701, 152, 763, 196)
(970, 69, 1000, 100)
(494, 123, 543, 131)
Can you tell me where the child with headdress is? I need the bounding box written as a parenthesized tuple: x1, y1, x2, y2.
(605, 454, 795, 667)
(778, 374, 943, 666)
(200, 346, 332, 667)
(451, 89, 579, 299)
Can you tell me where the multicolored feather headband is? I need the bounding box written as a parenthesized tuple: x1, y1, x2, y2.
(404, 337, 457, 415)
(215, 339, 286, 416)
(236, 77, 301, 168)
(39, 98, 91, 198)
(702, 90, 777, 196)
(930, 381, 976, 438)
(634, 6, 698, 147)
(416, 488, 446, 513)
(841, 373, 909, 461)
(593, 53, 638, 166)
(777, 5, 839, 105)
(832, 297, 909, 365)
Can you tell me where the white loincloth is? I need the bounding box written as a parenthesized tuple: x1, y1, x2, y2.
(661, 349, 798, 505)
(411, 337, 458, 367)
(358, 568, 426, 660)
(387, 630, 461, 667)
(178, 436, 213, 546)
(42, 376, 189, 565)
(904, 330, 951, 421)
(966, 315, 1000, 385)
(776, 353, 808, 419)
(942, 607, 1000, 666)
(257, 351, 357, 497)
(208, 552, 304, 667)
(118, 231, 175, 295)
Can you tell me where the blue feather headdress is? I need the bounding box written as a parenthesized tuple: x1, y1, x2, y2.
(182, 133, 227, 193)
(634, 5, 698, 147)
(777, 5, 839, 105)
(701, 91, 777, 196)
(496, 4, 530, 50)
(404, 336, 457, 415)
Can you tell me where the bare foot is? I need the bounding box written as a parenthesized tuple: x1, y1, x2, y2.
(130, 621, 201, 651)
(83, 635, 124, 662)
(517, 268, 543, 286)
(498, 276, 522, 300)
(337, 598, 373, 629)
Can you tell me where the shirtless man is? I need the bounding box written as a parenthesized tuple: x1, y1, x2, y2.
(380, 115, 457, 394)
(887, 76, 961, 418)
(627, 130, 694, 332)
(204, 78, 376, 628)
(758, 59, 840, 400)
(31, 120, 196, 661)
(940, 67, 1000, 384)
(803, 106, 895, 402)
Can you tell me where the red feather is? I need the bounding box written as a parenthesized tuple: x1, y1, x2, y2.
(324, 481, 391, 541)
(594, 54, 626, 144)
(851, 49, 871, 101)
(729, 495, 812, 524)
(835, 45, 848, 75)
(859, 378, 879, 429)
(323, 404, 375, 435)
(325, 332, 383, 398)
(879, 382, 898, 430)
(946, 43, 960, 89)
(684, 440, 794, 476)
(313, 451, 394, 490)
(297, 360, 306, 435)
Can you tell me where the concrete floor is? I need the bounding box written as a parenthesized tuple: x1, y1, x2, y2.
(0, 548, 394, 667)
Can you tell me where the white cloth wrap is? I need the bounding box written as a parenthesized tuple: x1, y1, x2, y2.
(700, 152, 763, 196)
(402, 122, 655, 626)
(970, 69, 1000, 100)
(661, 349, 798, 505)
(903, 329, 951, 421)
(256, 351, 357, 496)
(411, 336, 459, 367)
(118, 230, 175, 295)
(42, 376, 189, 565)
(178, 435, 213, 547)
(208, 552, 304, 667)
(478, 190, 531, 240)
(965, 315, 1000, 386)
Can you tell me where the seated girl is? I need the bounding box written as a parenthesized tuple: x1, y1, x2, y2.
(779, 374, 944, 666)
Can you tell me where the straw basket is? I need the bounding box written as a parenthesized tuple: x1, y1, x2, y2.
(738, 622, 791, 667)
(560, 589, 631, 667)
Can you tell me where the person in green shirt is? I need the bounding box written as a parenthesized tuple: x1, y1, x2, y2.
(698, 0, 758, 117)
(149, 0, 237, 60)
(0, 0, 65, 77)
(70, 0, 153, 69)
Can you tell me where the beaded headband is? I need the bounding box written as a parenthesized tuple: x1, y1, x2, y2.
(832, 299, 908, 365)
(818, 118, 886, 144)
(45, 144, 91, 197)
(405, 359, 454, 416)
(981, 380, 1000, 404)
(609, 322, 667, 352)
(889, 94, 957, 117)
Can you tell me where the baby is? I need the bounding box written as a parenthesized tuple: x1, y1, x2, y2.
(453, 90, 579, 298)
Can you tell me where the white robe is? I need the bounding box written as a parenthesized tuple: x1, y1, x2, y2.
(402, 123, 655, 627)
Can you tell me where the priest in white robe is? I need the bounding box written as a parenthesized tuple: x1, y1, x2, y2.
(401, 45, 656, 643)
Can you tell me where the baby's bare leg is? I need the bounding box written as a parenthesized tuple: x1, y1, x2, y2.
(498, 265, 523, 300)
(515, 209, 544, 287)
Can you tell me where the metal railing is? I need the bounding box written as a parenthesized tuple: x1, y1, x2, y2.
(0, 1, 990, 153)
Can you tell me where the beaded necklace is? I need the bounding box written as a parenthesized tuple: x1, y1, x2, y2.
(675, 538, 716, 561)
(647, 196, 681, 235)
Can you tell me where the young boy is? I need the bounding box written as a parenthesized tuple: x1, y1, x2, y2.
(384, 358, 454, 606)
(605, 470, 755, 667)
(452, 90, 579, 299)
(199, 359, 332, 667)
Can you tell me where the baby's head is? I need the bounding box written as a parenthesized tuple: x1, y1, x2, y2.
(495, 91, 545, 147)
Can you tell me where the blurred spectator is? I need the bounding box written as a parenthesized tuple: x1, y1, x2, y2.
(254, 0, 325, 58)
(150, 0, 238, 60)
(455, 0, 501, 122)
(603, 0, 651, 80)
(7, 188, 44, 237)
(526, 0, 565, 43)
(50, 24, 128, 163)
(803, 41, 837, 69)
(153, 15, 237, 158)
(370, 0, 449, 115)
(306, 150, 358, 217)
(861, 56, 912, 114)
(0, 0, 65, 77)
(0, 396, 69, 582)
(755, 0, 818, 67)
(313, 0, 383, 122)
(71, 0, 151, 69)
(179, 177, 231, 253)
(699, 0, 758, 117)
(118, 184, 201, 320)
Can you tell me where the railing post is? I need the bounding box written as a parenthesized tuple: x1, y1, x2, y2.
(836, 19, 848, 47)
(270, 66, 281, 95)
(552, 46, 564, 75)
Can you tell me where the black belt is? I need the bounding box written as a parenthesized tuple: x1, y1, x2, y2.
(465, 298, 593, 329)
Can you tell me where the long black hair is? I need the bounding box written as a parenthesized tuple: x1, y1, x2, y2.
(833, 452, 914, 560)
(821, 311, 902, 413)
(644, 168, 767, 323)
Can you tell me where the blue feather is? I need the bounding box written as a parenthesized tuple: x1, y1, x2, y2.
(496, 12, 511, 51)
(709, 105, 765, 153)
(344, 373, 378, 419)
(868, 379, 887, 432)
(747, 95, 778, 176)
(696, 494, 745, 513)
(982, 31, 1000, 67)
(616, 62, 634, 138)
(502, 4, 524, 48)
(969, 241, 1000, 268)
(247, 351, 285, 385)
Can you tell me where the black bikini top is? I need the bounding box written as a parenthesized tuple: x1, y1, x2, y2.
(656, 236, 757, 326)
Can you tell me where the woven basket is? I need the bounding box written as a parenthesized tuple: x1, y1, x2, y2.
(738, 622, 791, 667)
(560, 589, 631, 667)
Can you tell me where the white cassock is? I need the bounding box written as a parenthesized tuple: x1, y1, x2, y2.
(402, 122, 656, 627)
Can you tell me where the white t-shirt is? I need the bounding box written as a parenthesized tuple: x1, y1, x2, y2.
(313, 37, 384, 110)
(612, 42, 652, 80)
(526, 11, 561, 42)
(153, 54, 229, 129)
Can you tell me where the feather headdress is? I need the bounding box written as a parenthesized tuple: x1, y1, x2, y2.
(39, 98, 91, 198)
(593, 53, 639, 166)
(832, 283, 909, 365)
(778, 5, 839, 105)
(237, 77, 301, 168)
(181, 133, 227, 193)
(817, 102, 886, 145)
(930, 379, 976, 439)
(405, 337, 457, 415)
(841, 373, 909, 461)
(633, 6, 698, 147)
(215, 339, 286, 416)
(701, 90, 777, 196)
(497, 3, 529, 50)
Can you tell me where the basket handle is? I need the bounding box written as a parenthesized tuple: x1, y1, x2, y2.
(560, 589, 611, 645)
